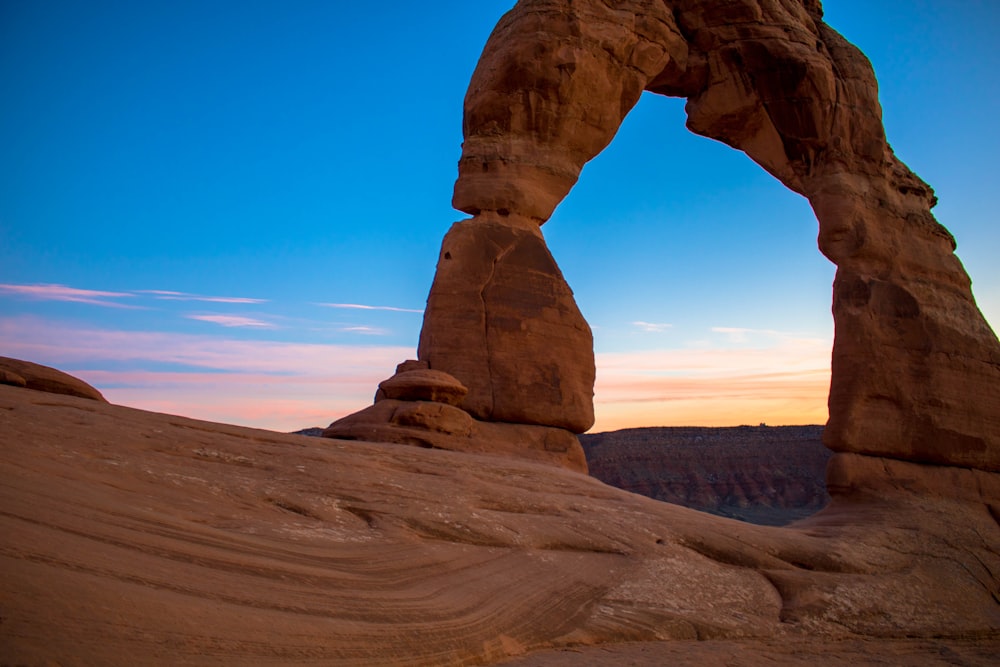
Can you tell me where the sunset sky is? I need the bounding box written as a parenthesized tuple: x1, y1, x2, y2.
(2, 1, 998, 433)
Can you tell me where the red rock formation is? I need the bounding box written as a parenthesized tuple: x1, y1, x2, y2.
(324, 360, 588, 472)
(417, 217, 594, 431)
(5, 3, 1000, 662)
(581, 426, 831, 525)
(0, 356, 106, 402)
(3, 384, 1000, 663)
(423, 0, 1000, 479)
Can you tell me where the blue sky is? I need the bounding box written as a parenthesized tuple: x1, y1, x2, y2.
(1, 1, 997, 431)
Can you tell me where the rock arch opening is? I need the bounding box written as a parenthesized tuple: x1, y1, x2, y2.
(326, 0, 999, 483)
(543, 91, 835, 431)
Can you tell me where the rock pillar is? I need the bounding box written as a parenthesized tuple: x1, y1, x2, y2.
(417, 214, 595, 433)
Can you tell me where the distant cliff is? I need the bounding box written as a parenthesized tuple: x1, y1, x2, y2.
(579, 425, 830, 526)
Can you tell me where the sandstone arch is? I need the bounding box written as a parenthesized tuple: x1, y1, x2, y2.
(328, 0, 999, 482)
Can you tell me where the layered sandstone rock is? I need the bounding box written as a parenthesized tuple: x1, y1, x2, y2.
(417, 216, 595, 432)
(5, 2, 1000, 663)
(3, 385, 999, 664)
(581, 426, 831, 525)
(324, 360, 588, 472)
(426, 0, 999, 478)
(0, 356, 106, 402)
(325, 216, 595, 466)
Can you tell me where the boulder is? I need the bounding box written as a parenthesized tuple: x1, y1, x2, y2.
(0, 356, 107, 402)
(377, 369, 468, 407)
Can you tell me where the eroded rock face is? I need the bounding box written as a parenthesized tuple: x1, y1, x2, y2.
(4, 386, 1000, 663)
(326, 359, 588, 471)
(581, 426, 831, 525)
(417, 216, 595, 432)
(376, 368, 468, 406)
(426, 0, 999, 473)
(0, 356, 107, 402)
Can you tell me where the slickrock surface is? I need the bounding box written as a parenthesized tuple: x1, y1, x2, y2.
(2, 385, 999, 665)
(497, 637, 1000, 666)
(581, 426, 831, 525)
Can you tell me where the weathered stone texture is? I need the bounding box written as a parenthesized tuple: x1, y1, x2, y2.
(376, 368, 468, 406)
(417, 216, 595, 433)
(443, 0, 999, 473)
(453, 0, 687, 223)
(0, 356, 107, 402)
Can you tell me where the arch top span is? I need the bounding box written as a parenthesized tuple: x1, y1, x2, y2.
(330, 0, 1000, 478)
(454, 0, 918, 229)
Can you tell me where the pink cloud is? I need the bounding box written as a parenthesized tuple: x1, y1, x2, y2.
(0, 315, 412, 431)
(0, 315, 832, 433)
(0, 316, 412, 374)
(138, 290, 268, 304)
(0, 283, 138, 308)
(79, 370, 384, 430)
(317, 302, 423, 314)
(186, 314, 275, 328)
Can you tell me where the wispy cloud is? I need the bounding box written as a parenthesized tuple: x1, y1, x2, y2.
(186, 314, 276, 328)
(0, 283, 138, 308)
(0, 282, 269, 308)
(0, 314, 832, 433)
(317, 302, 423, 314)
(138, 290, 268, 304)
(710, 326, 789, 343)
(0, 315, 413, 431)
(338, 326, 389, 335)
(632, 321, 673, 333)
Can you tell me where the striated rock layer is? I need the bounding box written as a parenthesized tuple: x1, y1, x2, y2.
(0, 355, 107, 402)
(3, 386, 999, 665)
(332, 0, 999, 473)
(581, 426, 831, 525)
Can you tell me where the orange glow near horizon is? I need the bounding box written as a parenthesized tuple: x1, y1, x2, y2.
(591, 372, 830, 431)
(591, 340, 831, 431)
(4, 316, 832, 434)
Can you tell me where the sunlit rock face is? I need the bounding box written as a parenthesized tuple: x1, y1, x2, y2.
(324, 359, 589, 472)
(415, 0, 1000, 475)
(417, 216, 595, 433)
(0, 356, 107, 402)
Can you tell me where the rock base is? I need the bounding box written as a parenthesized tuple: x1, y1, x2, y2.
(323, 362, 588, 473)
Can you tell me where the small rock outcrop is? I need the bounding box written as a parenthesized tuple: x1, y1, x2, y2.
(0, 356, 106, 402)
(376, 367, 468, 406)
(324, 360, 588, 472)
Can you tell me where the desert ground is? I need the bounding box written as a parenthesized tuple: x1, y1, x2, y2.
(2, 374, 998, 665)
